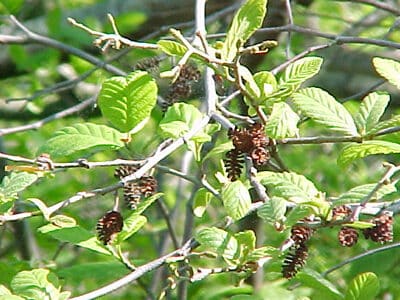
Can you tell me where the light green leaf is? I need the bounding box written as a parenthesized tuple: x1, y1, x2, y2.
(193, 188, 213, 217)
(0, 285, 12, 295)
(98, 71, 158, 133)
(280, 57, 323, 87)
(0, 172, 38, 202)
(257, 197, 287, 224)
(265, 102, 299, 139)
(240, 65, 261, 101)
(115, 215, 147, 243)
(221, 181, 251, 220)
(367, 114, 400, 135)
(222, 0, 267, 61)
(196, 227, 240, 262)
(342, 221, 374, 229)
(38, 123, 124, 160)
(0, 296, 24, 300)
(335, 183, 396, 205)
(11, 269, 62, 300)
(203, 141, 234, 161)
(244, 71, 277, 107)
(338, 140, 400, 167)
(293, 87, 358, 135)
(373, 57, 400, 90)
(354, 92, 389, 135)
(257, 171, 319, 203)
(345, 272, 379, 300)
(297, 269, 343, 299)
(247, 246, 279, 261)
(49, 214, 77, 228)
(159, 103, 203, 139)
(157, 40, 187, 56)
(235, 230, 256, 251)
(38, 223, 111, 255)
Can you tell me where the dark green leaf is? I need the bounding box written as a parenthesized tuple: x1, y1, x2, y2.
(38, 123, 125, 160)
(221, 181, 251, 220)
(354, 92, 389, 135)
(293, 87, 358, 135)
(338, 141, 400, 167)
(98, 71, 158, 133)
(345, 272, 379, 300)
(297, 269, 343, 299)
(38, 223, 111, 255)
(222, 0, 267, 61)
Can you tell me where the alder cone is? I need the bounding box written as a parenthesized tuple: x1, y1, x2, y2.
(338, 226, 359, 247)
(282, 243, 309, 279)
(96, 211, 123, 245)
(363, 213, 393, 243)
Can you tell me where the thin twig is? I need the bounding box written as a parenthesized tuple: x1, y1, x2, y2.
(322, 241, 400, 277)
(0, 96, 96, 137)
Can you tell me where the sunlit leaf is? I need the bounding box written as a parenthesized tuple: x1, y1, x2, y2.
(98, 71, 157, 133)
(264, 102, 299, 138)
(373, 57, 400, 90)
(338, 141, 400, 167)
(293, 87, 358, 135)
(221, 181, 251, 220)
(345, 272, 379, 300)
(38, 123, 124, 160)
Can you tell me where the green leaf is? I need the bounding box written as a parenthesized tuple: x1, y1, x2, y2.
(345, 272, 379, 300)
(264, 102, 299, 139)
(38, 123, 125, 160)
(196, 227, 240, 262)
(0, 172, 38, 202)
(247, 246, 279, 261)
(0, 296, 24, 300)
(335, 183, 396, 205)
(338, 140, 400, 167)
(193, 188, 213, 217)
(257, 171, 319, 203)
(343, 221, 374, 229)
(0, 0, 24, 14)
(38, 223, 111, 255)
(159, 103, 203, 139)
(134, 192, 163, 215)
(373, 57, 400, 90)
(235, 230, 256, 251)
(115, 215, 147, 243)
(240, 65, 261, 101)
(222, 0, 267, 61)
(244, 71, 277, 106)
(57, 262, 128, 283)
(49, 214, 77, 228)
(293, 87, 358, 135)
(354, 92, 389, 135)
(11, 269, 62, 300)
(297, 269, 343, 299)
(98, 71, 158, 133)
(203, 141, 234, 162)
(157, 40, 187, 56)
(221, 181, 251, 220)
(0, 285, 12, 295)
(367, 114, 400, 135)
(280, 57, 323, 86)
(159, 103, 210, 160)
(257, 197, 287, 224)
(285, 205, 314, 227)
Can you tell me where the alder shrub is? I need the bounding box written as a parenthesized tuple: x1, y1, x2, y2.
(1, 0, 400, 299)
